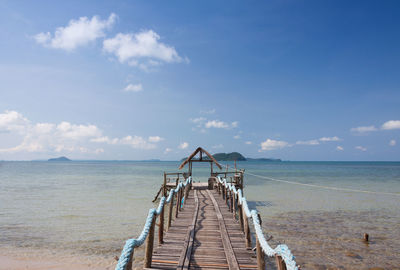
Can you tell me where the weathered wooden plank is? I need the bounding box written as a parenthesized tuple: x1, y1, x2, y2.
(177, 190, 199, 270)
(206, 189, 240, 270)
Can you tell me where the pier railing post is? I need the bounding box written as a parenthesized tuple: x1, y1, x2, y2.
(238, 202, 244, 231)
(256, 214, 266, 270)
(126, 250, 134, 270)
(167, 191, 174, 230)
(175, 187, 180, 218)
(242, 206, 251, 248)
(225, 186, 228, 205)
(230, 190, 234, 213)
(233, 193, 237, 219)
(275, 255, 287, 270)
(144, 214, 156, 268)
(158, 173, 166, 244)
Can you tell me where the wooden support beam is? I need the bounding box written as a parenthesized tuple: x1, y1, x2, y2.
(238, 202, 244, 231)
(275, 255, 287, 270)
(233, 193, 237, 219)
(126, 249, 134, 270)
(167, 191, 174, 230)
(243, 206, 251, 248)
(256, 214, 266, 270)
(230, 190, 234, 213)
(175, 189, 180, 218)
(144, 214, 156, 268)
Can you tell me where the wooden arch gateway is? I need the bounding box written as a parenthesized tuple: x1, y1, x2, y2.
(178, 147, 223, 177)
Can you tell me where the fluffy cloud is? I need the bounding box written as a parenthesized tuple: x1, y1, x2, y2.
(381, 120, 400, 130)
(205, 120, 238, 129)
(179, 142, 189, 149)
(164, 148, 172, 154)
(350, 125, 378, 133)
(0, 110, 29, 133)
(233, 135, 241, 139)
(245, 141, 252, 145)
(118, 135, 156, 149)
(260, 139, 289, 151)
(103, 30, 184, 70)
(0, 110, 162, 155)
(336, 146, 344, 151)
(200, 109, 216, 114)
(148, 136, 164, 143)
(296, 139, 320, 145)
(212, 144, 223, 149)
(389, 140, 396, 146)
(35, 13, 116, 51)
(355, 146, 367, 151)
(124, 83, 143, 92)
(319, 136, 340, 142)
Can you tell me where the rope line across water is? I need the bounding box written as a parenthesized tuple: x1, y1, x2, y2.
(247, 172, 400, 196)
(115, 177, 192, 270)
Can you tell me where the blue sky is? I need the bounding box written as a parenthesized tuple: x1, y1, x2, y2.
(0, 0, 399, 161)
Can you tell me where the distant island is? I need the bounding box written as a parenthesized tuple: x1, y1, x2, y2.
(48, 156, 71, 162)
(181, 152, 281, 162)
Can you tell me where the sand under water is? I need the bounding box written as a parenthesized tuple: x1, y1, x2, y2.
(264, 210, 400, 269)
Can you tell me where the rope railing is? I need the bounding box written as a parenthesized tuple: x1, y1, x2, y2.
(217, 176, 299, 270)
(115, 177, 192, 270)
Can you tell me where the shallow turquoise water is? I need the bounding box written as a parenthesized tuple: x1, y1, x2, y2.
(1, 161, 399, 268)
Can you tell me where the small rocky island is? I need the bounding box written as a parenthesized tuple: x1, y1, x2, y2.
(48, 156, 71, 162)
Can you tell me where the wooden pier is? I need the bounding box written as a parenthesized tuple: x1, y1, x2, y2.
(116, 147, 294, 270)
(148, 188, 258, 270)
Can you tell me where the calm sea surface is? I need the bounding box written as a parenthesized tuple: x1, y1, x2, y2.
(1, 161, 399, 269)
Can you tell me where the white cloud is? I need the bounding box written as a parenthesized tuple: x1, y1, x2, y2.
(124, 83, 143, 92)
(0, 110, 29, 133)
(119, 135, 156, 149)
(296, 139, 320, 145)
(212, 144, 223, 149)
(350, 125, 378, 133)
(0, 110, 162, 155)
(103, 30, 184, 70)
(319, 136, 340, 142)
(245, 141, 252, 145)
(355, 146, 367, 151)
(164, 148, 172, 154)
(205, 120, 238, 129)
(233, 135, 241, 139)
(260, 139, 289, 151)
(200, 109, 216, 114)
(381, 120, 400, 130)
(179, 142, 189, 149)
(389, 139, 396, 146)
(148, 136, 164, 143)
(190, 117, 206, 124)
(336, 146, 344, 151)
(56, 121, 102, 140)
(35, 13, 116, 51)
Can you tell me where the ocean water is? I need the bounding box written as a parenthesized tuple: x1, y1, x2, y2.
(0, 161, 399, 269)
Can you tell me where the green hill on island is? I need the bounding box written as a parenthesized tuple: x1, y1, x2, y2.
(181, 152, 281, 162)
(48, 156, 71, 162)
(212, 152, 246, 161)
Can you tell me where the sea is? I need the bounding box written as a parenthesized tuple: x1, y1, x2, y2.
(0, 161, 399, 269)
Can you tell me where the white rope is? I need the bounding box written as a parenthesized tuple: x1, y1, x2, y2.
(115, 177, 192, 270)
(217, 177, 299, 270)
(247, 172, 400, 196)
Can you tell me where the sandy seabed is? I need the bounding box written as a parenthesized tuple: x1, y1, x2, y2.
(264, 210, 400, 270)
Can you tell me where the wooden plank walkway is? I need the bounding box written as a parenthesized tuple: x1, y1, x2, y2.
(147, 188, 258, 270)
